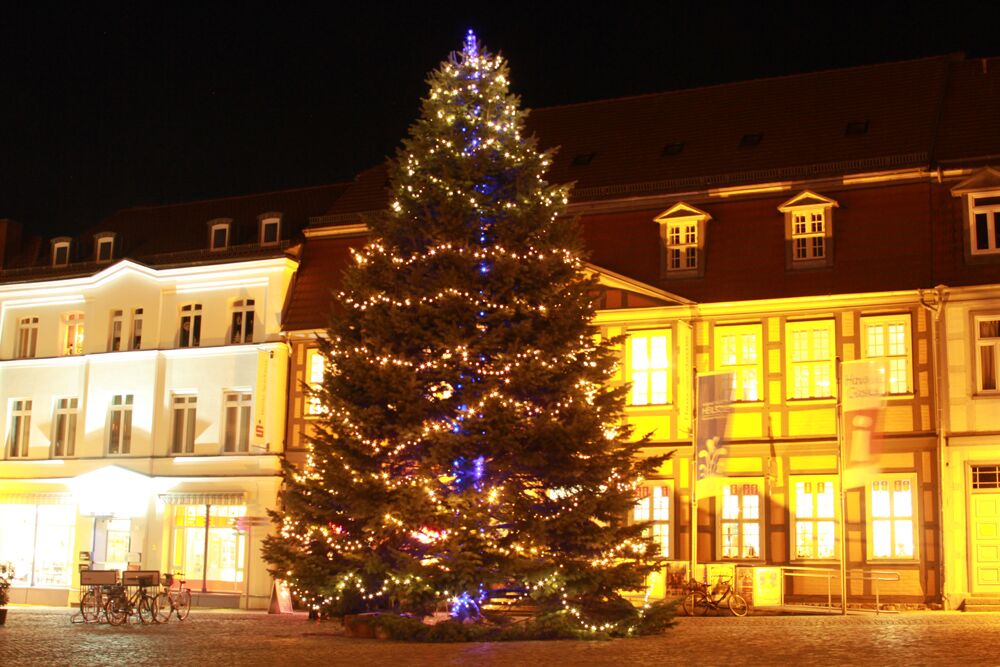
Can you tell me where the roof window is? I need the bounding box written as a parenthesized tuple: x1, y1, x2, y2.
(571, 152, 596, 166)
(739, 133, 763, 148)
(845, 120, 869, 136)
(661, 142, 685, 157)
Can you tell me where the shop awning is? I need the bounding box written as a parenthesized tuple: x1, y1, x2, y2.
(0, 493, 73, 505)
(158, 492, 247, 506)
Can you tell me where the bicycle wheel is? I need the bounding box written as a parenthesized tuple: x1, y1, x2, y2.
(728, 593, 749, 617)
(683, 591, 709, 616)
(175, 589, 191, 620)
(105, 593, 130, 626)
(80, 589, 101, 622)
(137, 595, 155, 624)
(153, 592, 171, 623)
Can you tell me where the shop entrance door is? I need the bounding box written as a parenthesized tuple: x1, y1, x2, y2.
(970, 465, 1000, 594)
(92, 517, 132, 572)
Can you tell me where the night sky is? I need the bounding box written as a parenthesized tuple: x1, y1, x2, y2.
(1, 3, 998, 237)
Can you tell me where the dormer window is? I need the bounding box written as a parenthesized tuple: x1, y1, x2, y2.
(259, 214, 281, 246)
(208, 219, 231, 251)
(95, 232, 116, 263)
(951, 167, 1000, 263)
(51, 238, 71, 266)
(654, 202, 710, 278)
(778, 191, 838, 270)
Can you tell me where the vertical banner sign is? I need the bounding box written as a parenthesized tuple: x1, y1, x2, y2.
(696, 371, 736, 495)
(841, 359, 887, 489)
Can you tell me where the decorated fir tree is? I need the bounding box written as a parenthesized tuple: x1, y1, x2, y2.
(264, 31, 669, 634)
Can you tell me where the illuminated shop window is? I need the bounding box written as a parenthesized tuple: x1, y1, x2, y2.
(715, 324, 762, 401)
(787, 320, 835, 398)
(16, 317, 38, 359)
(108, 394, 133, 455)
(172, 504, 247, 593)
(6, 399, 32, 458)
(867, 475, 916, 560)
(51, 398, 78, 458)
(632, 483, 672, 558)
(170, 395, 197, 454)
(62, 312, 85, 356)
(792, 477, 837, 560)
(223, 392, 252, 453)
(861, 314, 911, 395)
(721, 481, 762, 559)
(0, 504, 76, 588)
(976, 317, 1000, 392)
(628, 330, 671, 406)
(305, 348, 327, 416)
(230, 299, 255, 344)
(179, 304, 202, 348)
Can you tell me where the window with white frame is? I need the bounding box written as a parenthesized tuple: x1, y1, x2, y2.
(305, 348, 327, 416)
(171, 395, 197, 454)
(51, 239, 70, 266)
(62, 312, 85, 356)
(109, 310, 124, 352)
(210, 222, 230, 251)
(230, 299, 255, 344)
(667, 222, 698, 270)
(792, 209, 826, 260)
(787, 320, 835, 398)
(6, 399, 31, 458)
(223, 392, 252, 453)
(721, 481, 762, 559)
(260, 216, 280, 246)
(628, 330, 671, 406)
(130, 308, 143, 350)
(179, 304, 202, 348)
(715, 324, 762, 401)
(792, 477, 837, 560)
(108, 394, 133, 455)
(976, 316, 1000, 392)
(970, 192, 1000, 255)
(632, 483, 671, 558)
(867, 475, 917, 560)
(861, 314, 911, 395)
(96, 236, 114, 262)
(51, 398, 78, 457)
(16, 317, 38, 359)
(654, 203, 709, 276)
(778, 191, 837, 268)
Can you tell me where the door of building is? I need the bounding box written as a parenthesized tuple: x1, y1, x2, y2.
(969, 465, 1000, 594)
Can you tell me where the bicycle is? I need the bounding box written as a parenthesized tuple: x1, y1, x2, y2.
(682, 577, 749, 617)
(105, 573, 159, 625)
(80, 583, 114, 623)
(154, 572, 192, 622)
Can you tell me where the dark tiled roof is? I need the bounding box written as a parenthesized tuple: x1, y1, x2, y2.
(3, 183, 350, 277)
(323, 54, 999, 218)
(283, 235, 366, 331)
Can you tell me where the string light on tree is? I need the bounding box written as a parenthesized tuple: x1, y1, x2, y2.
(263, 30, 670, 635)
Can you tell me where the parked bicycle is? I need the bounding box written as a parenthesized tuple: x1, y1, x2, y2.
(80, 583, 114, 623)
(154, 572, 192, 622)
(105, 573, 159, 625)
(682, 577, 749, 617)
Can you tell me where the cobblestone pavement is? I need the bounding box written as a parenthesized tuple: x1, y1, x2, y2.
(2, 606, 1000, 666)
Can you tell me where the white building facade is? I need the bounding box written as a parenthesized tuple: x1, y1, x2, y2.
(0, 256, 295, 609)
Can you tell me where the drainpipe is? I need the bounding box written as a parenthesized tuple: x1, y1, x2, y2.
(919, 285, 949, 609)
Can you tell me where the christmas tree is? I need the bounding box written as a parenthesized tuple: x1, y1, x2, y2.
(264, 31, 669, 635)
